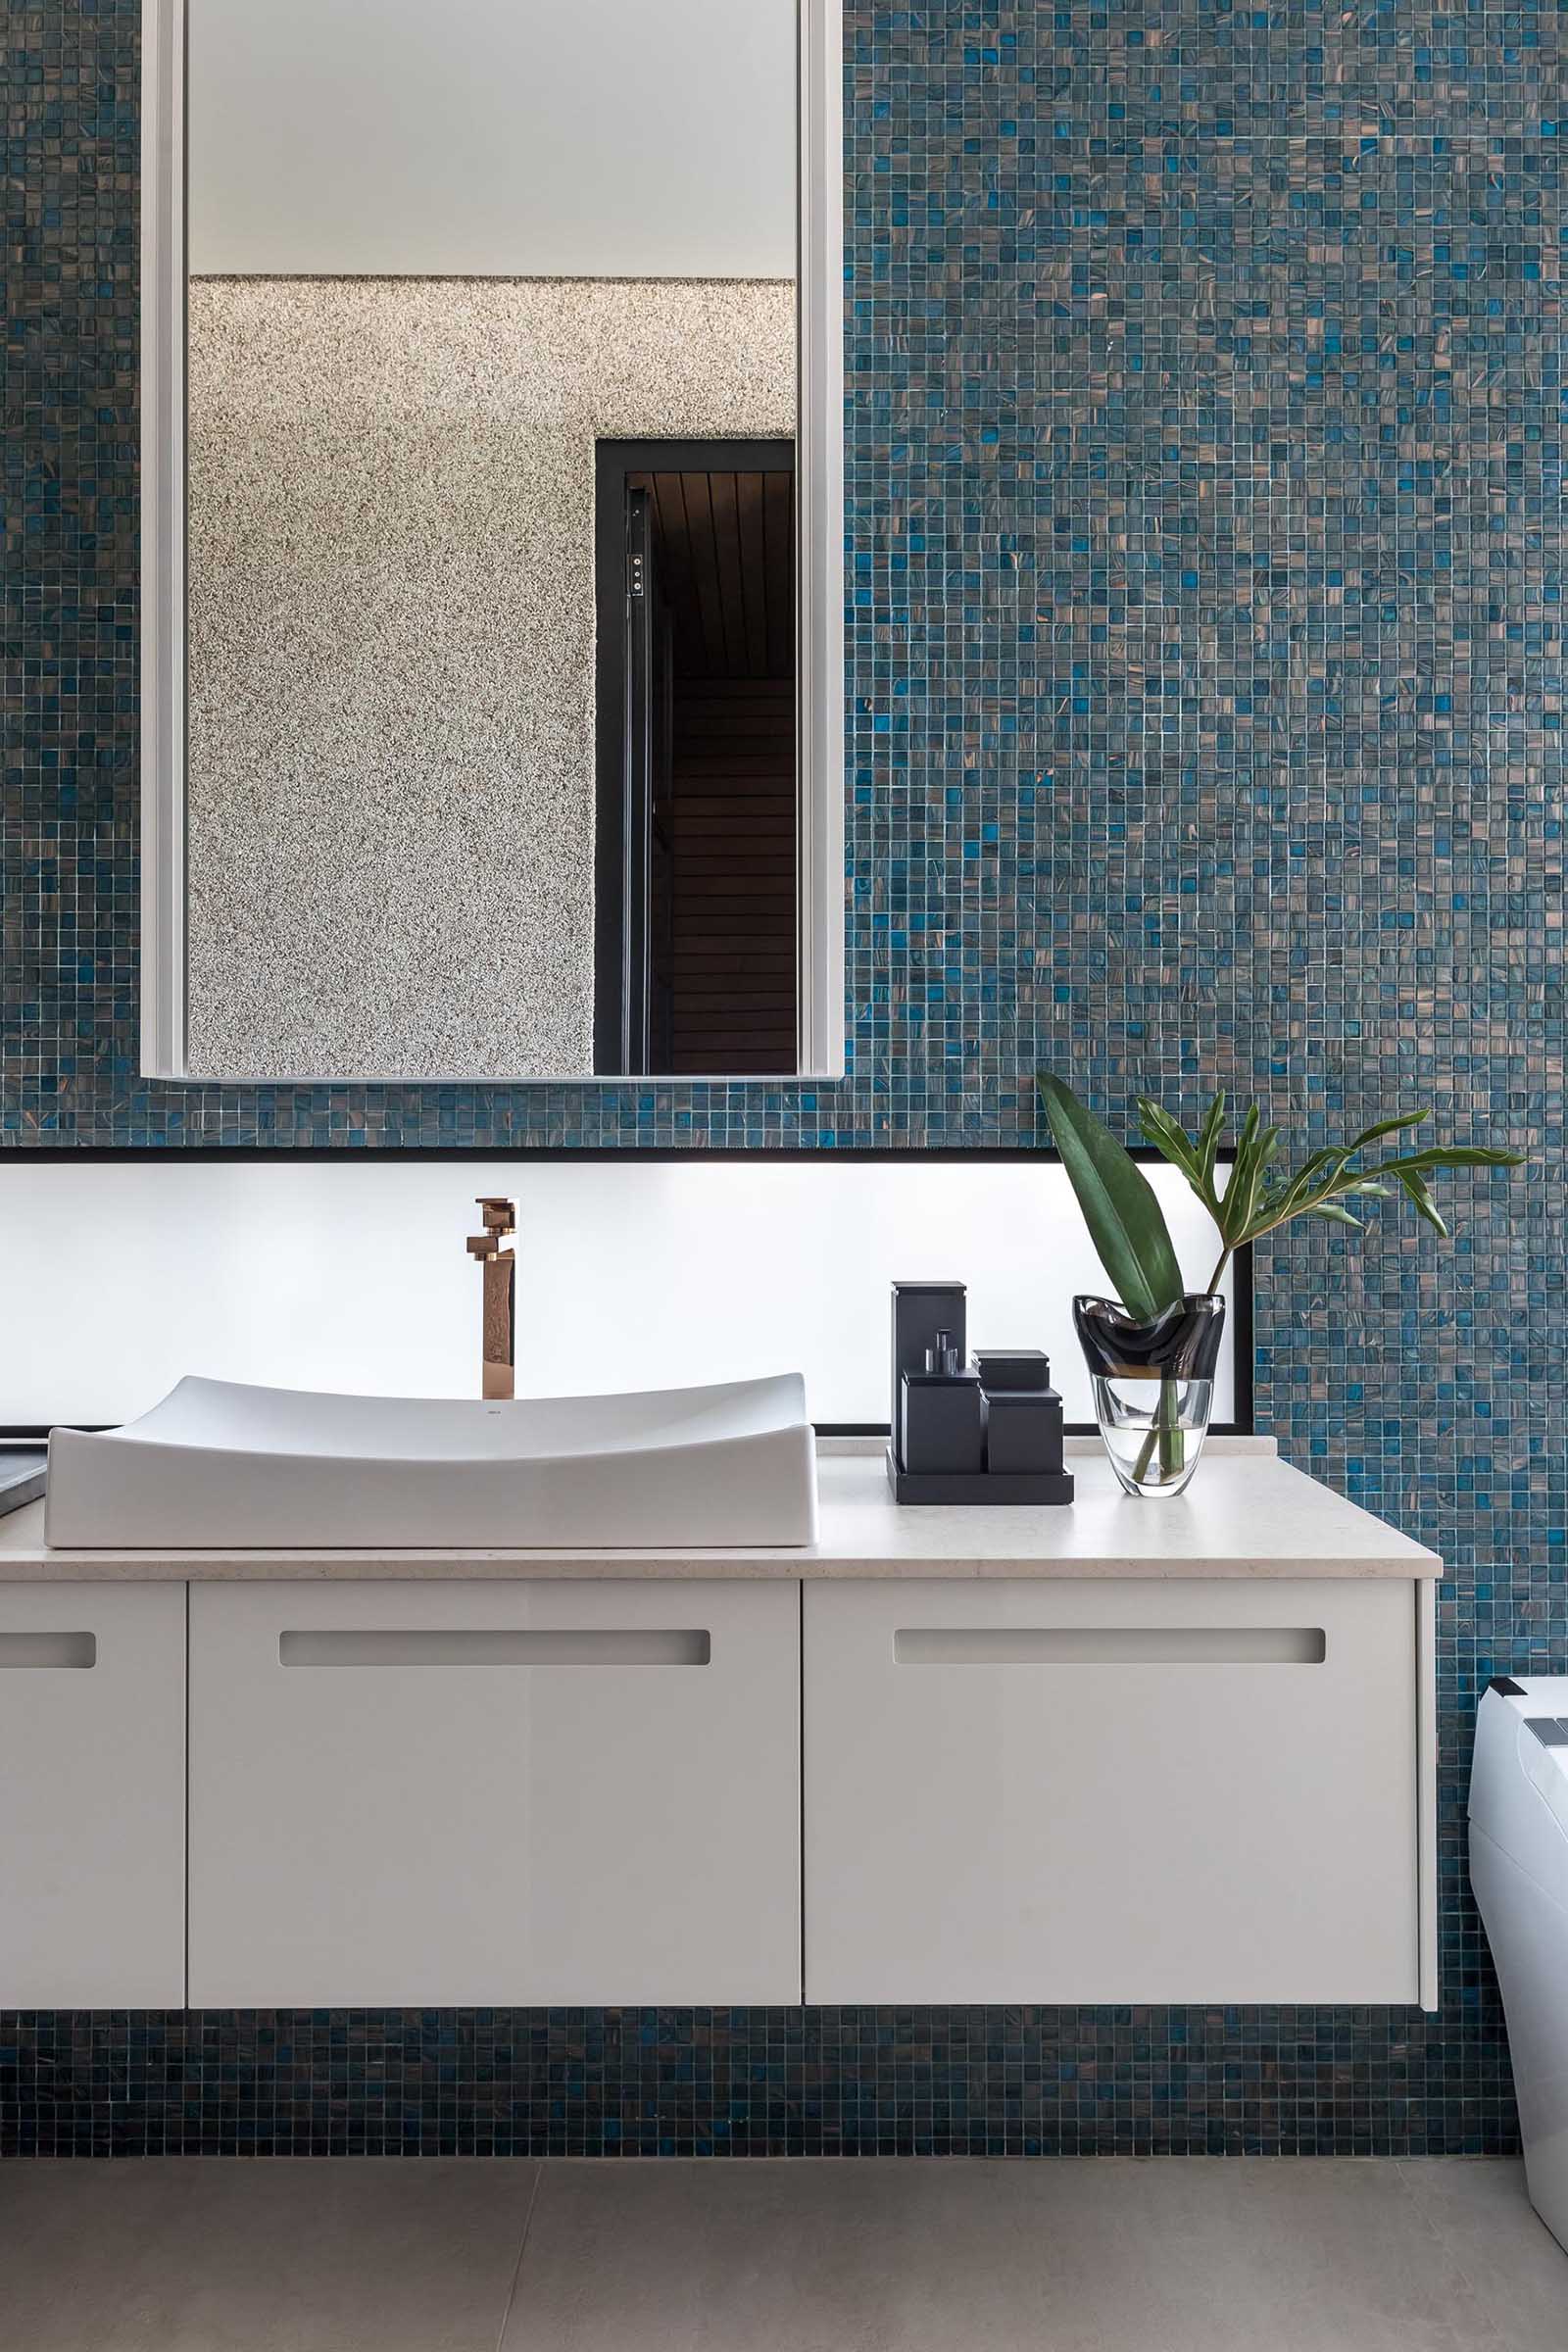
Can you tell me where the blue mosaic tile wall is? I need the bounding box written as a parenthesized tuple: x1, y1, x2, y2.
(3, 0, 1561, 2153)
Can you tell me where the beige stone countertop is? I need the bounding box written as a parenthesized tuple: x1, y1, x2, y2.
(0, 1438, 1441, 1581)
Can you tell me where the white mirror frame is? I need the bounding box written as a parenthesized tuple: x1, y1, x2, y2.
(139, 0, 844, 1084)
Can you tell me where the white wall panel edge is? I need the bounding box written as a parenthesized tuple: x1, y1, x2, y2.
(1418, 1576, 1440, 2010)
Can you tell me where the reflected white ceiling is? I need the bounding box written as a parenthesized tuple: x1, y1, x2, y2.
(187, 0, 797, 277)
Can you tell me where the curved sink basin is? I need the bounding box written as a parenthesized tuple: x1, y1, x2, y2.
(45, 1372, 817, 1549)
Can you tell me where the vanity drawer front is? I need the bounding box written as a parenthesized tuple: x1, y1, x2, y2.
(0, 1582, 186, 2006)
(803, 1579, 1421, 2006)
(187, 1579, 800, 2006)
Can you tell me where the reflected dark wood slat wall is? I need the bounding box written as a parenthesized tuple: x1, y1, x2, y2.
(626, 462, 798, 1074)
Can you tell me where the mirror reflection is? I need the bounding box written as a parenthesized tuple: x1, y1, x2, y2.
(183, 0, 803, 1079)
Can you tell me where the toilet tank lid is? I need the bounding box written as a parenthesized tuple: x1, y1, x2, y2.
(1472, 1680, 1568, 1853)
(1484, 1674, 1568, 1712)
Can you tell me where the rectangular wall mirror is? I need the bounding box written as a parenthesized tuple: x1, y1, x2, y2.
(141, 0, 843, 1082)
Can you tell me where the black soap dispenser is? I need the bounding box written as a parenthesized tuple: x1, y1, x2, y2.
(890, 1279, 968, 1429)
(900, 1328, 985, 1476)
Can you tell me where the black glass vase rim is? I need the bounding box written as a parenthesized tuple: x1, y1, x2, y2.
(1072, 1292, 1228, 1382)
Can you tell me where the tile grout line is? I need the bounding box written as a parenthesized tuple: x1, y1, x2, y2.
(493, 2162, 547, 2352)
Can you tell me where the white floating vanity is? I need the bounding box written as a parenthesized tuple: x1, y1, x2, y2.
(0, 1439, 1440, 2013)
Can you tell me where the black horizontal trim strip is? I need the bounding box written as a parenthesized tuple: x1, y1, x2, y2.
(2, 1144, 1178, 1162)
(0, 1419, 1253, 1444)
(816, 1421, 1250, 1441)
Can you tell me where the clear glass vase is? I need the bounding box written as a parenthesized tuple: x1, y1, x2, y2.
(1073, 1293, 1227, 1500)
(1089, 1373, 1214, 1497)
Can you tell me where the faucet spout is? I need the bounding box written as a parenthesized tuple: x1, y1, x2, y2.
(466, 1196, 517, 1400)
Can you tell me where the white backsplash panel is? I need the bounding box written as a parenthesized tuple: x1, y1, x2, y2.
(0, 1158, 1238, 1430)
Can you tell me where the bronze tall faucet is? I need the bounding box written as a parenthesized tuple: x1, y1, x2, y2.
(466, 1197, 516, 1399)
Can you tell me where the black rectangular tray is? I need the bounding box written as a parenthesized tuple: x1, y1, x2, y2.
(0, 1450, 46, 1518)
(885, 1446, 1074, 1507)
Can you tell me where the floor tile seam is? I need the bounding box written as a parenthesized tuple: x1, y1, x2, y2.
(493, 2161, 546, 2352)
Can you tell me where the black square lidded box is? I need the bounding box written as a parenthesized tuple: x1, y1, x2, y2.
(984, 1390, 1065, 1475)
(972, 1347, 1053, 1394)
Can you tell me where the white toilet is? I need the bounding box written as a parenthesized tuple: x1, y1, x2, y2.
(1469, 1676, 1568, 2252)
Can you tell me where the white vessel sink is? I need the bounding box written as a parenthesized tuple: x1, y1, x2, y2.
(45, 1373, 818, 1549)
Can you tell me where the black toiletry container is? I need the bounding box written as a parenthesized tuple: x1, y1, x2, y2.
(901, 1356, 985, 1476)
(983, 1390, 1064, 1475)
(972, 1348, 1053, 1395)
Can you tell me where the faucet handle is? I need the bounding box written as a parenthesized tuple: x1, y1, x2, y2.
(467, 1195, 516, 1258)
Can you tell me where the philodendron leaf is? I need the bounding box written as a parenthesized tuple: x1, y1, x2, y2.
(1395, 1168, 1449, 1236)
(1377, 1146, 1526, 1173)
(1039, 1075, 1186, 1321)
(1222, 1106, 1280, 1245)
(1135, 1101, 1202, 1185)
(1344, 1107, 1432, 1152)
(1196, 1091, 1227, 1200)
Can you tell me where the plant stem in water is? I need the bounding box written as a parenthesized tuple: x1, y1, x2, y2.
(1131, 1377, 1185, 1487)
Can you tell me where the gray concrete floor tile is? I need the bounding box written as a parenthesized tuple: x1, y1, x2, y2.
(0, 2157, 540, 2352)
(0, 2155, 1555, 2352)
(1395, 2159, 1568, 2347)
(498, 2157, 1511, 2352)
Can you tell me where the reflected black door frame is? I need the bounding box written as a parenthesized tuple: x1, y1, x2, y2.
(618, 486, 670, 1073)
(593, 438, 797, 1076)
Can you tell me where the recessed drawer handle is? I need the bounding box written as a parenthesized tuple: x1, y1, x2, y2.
(0, 1632, 97, 1669)
(893, 1627, 1326, 1667)
(279, 1629, 710, 1668)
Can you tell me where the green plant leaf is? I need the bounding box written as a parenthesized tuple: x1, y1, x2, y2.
(1343, 1107, 1431, 1152)
(1081, 1086, 1522, 1293)
(1039, 1076, 1186, 1321)
(1247, 1163, 1395, 1243)
(1395, 1169, 1448, 1236)
(1224, 1108, 1283, 1246)
(1196, 1091, 1227, 1201)
(1268, 1110, 1421, 1207)
(1272, 1154, 1350, 1223)
(1375, 1146, 1527, 1173)
(1298, 1170, 1390, 1213)
(1135, 1100, 1201, 1186)
(1216, 1105, 1260, 1245)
